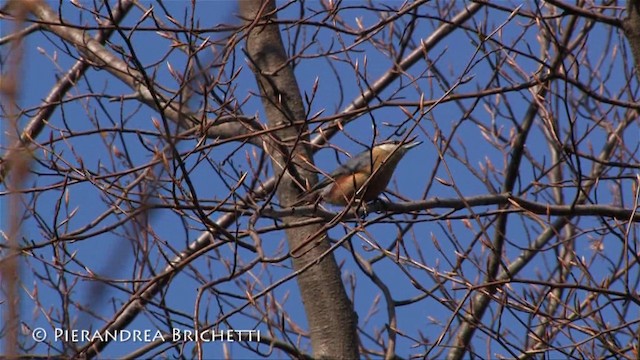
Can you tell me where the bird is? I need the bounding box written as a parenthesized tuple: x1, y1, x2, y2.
(298, 136, 422, 205)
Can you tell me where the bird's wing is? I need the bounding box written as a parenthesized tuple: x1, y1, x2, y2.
(328, 150, 373, 177)
(309, 151, 373, 191)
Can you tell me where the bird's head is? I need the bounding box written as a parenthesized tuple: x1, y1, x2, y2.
(373, 135, 423, 157)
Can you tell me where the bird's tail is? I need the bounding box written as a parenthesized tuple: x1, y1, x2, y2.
(292, 177, 331, 206)
(292, 187, 322, 206)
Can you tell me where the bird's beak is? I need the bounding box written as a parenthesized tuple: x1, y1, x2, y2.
(402, 135, 422, 150)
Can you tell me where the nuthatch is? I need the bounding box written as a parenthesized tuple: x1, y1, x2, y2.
(300, 136, 422, 205)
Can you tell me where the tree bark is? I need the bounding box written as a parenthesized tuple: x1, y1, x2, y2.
(238, 1, 359, 358)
